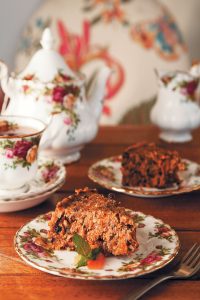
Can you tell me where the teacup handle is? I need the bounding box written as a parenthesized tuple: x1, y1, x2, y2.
(1, 94, 9, 114)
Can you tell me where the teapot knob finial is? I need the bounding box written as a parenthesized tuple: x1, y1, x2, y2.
(40, 28, 54, 50)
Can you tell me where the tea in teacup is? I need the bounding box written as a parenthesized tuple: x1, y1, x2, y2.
(0, 120, 38, 137)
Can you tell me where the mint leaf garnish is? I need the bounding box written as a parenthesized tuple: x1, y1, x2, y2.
(73, 234, 102, 268)
(76, 255, 88, 268)
(73, 233, 92, 257)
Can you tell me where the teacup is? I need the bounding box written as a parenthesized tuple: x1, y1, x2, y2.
(0, 115, 46, 196)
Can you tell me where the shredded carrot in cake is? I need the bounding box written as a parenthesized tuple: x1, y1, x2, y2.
(47, 188, 138, 256)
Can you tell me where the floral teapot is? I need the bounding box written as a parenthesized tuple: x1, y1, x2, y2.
(0, 28, 111, 163)
(151, 70, 200, 142)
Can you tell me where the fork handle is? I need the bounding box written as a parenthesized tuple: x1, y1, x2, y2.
(122, 275, 173, 300)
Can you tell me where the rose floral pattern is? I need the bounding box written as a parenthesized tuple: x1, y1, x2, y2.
(0, 137, 39, 170)
(160, 74, 199, 101)
(15, 210, 179, 280)
(132, 213, 145, 229)
(21, 70, 81, 139)
(88, 156, 200, 198)
(39, 161, 60, 183)
(92, 165, 116, 182)
(175, 80, 198, 101)
(19, 228, 60, 261)
(149, 222, 174, 242)
(43, 76, 80, 114)
(0, 157, 66, 203)
(36, 212, 53, 223)
(119, 245, 171, 272)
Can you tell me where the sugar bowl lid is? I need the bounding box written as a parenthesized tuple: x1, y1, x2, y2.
(18, 28, 76, 82)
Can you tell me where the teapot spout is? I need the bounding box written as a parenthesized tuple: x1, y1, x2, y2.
(87, 66, 112, 121)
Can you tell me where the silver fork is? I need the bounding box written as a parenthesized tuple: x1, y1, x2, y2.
(122, 243, 200, 300)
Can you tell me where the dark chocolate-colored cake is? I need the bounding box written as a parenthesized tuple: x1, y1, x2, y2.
(121, 143, 185, 188)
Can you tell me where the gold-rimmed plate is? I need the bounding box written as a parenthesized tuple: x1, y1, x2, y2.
(15, 210, 179, 280)
(88, 156, 200, 198)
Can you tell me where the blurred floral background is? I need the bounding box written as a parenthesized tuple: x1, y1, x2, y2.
(0, 0, 200, 124)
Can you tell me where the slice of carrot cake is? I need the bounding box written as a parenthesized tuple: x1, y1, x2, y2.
(47, 187, 138, 256)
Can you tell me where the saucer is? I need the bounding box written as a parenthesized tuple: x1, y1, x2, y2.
(0, 183, 65, 213)
(0, 157, 66, 212)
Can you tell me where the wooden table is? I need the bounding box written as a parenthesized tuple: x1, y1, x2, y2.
(0, 125, 200, 300)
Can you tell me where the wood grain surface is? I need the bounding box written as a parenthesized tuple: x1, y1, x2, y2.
(0, 126, 200, 300)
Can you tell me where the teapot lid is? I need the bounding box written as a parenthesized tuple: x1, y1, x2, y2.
(18, 28, 76, 82)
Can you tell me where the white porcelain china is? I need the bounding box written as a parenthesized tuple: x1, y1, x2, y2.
(88, 156, 200, 198)
(0, 185, 63, 213)
(0, 157, 66, 213)
(0, 28, 111, 163)
(151, 70, 200, 142)
(15, 210, 179, 280)
(0, 115, 46, 196)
